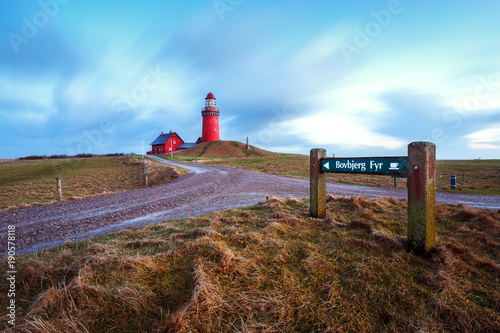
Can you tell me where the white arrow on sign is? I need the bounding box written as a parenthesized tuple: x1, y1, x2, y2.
(323, 161, 330, 170)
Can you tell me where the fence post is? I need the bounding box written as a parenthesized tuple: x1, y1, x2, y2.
(310, 148, 326, 218)
(407, 141, 436, 256)
(56, 177, 62, 201)
(143, 160, 148, 187)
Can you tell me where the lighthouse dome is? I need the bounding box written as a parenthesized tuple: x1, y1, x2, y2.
(205, 92, 216, 100)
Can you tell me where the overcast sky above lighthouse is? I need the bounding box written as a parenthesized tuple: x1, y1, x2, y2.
(1, 0, 499, 159)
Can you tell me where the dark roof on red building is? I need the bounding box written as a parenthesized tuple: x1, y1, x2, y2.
(150, 132, 183, 146)
(205, 92, 215, 100)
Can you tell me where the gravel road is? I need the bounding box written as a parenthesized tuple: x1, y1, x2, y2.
(2, 156, 499, 255)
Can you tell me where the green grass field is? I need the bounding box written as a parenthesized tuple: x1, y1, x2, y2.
(0, 156, 145, 211)
(2, 196, 498, 331)
(435, 160, 500, 194)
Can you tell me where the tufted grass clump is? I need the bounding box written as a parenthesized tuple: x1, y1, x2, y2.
(1, 196, 498, 332)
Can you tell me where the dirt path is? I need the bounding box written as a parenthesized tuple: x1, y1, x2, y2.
(1, 156, 499, 255)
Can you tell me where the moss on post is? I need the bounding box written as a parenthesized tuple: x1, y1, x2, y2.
(310, 148, 326, 218)
(407, 142, 436, 256)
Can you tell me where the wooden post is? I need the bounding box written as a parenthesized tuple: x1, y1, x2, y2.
(310, 148, 326, 218)
(143, 160, 148, 187)
(56, 177, 62, 201)
(407, 141, 436, 256)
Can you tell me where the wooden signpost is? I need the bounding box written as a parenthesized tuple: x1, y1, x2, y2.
(310, 141, 436, 256)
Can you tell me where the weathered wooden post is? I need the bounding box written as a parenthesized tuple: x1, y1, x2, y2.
(310, 148, 326, 218)
(56, 177, 62, 201)
(407, 141, 436, 256)
(143, 160, 148, 187)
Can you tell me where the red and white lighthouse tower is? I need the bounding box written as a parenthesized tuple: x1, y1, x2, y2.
(201, 92, 220, 142)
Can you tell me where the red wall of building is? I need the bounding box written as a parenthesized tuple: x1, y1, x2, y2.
(152, 134, 183, 154)
(202, 115, 220, 142)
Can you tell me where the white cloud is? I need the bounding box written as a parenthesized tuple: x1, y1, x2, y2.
(465, 124, 500, 150)
(264, 145, 306, 154)
(468, 143, 500, 150)
(287, 111, 406, 150)
(64, 81, 90, 107)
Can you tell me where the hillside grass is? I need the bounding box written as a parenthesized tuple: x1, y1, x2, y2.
(1, 196, 498, 332)
(202, 156, 500, 196)
(172, 141, 277, 158)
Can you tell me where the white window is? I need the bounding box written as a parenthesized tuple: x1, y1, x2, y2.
(169, 147, 172, 152)
(173, 140, 176, 144)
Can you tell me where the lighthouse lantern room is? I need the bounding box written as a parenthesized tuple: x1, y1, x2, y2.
(201, 92, 220, 142)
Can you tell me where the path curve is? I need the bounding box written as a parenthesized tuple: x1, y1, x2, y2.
(1, 156, 499, 255)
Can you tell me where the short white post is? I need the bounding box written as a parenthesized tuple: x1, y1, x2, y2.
(56, 177, 63, 201)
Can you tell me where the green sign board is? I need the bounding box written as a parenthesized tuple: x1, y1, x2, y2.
(321, 157, 408, 176)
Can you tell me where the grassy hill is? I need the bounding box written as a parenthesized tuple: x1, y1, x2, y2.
(2, 196, 498, 332)
(173, 141, 277, 158)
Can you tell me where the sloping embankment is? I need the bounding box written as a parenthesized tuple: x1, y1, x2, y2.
(144, 159, 184, 186)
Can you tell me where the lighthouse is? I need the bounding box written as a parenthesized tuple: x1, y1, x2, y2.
(201, 92, 220, 142)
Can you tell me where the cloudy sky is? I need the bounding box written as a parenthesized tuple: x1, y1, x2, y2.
(1, 0, 499, 159)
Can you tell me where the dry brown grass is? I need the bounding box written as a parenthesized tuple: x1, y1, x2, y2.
(1, 196, 499, 332)
(436, 159, 500, 194)
(0, 156, 146, 212)
(0, 156, 184, 212)
(144, 159, 184, 186)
